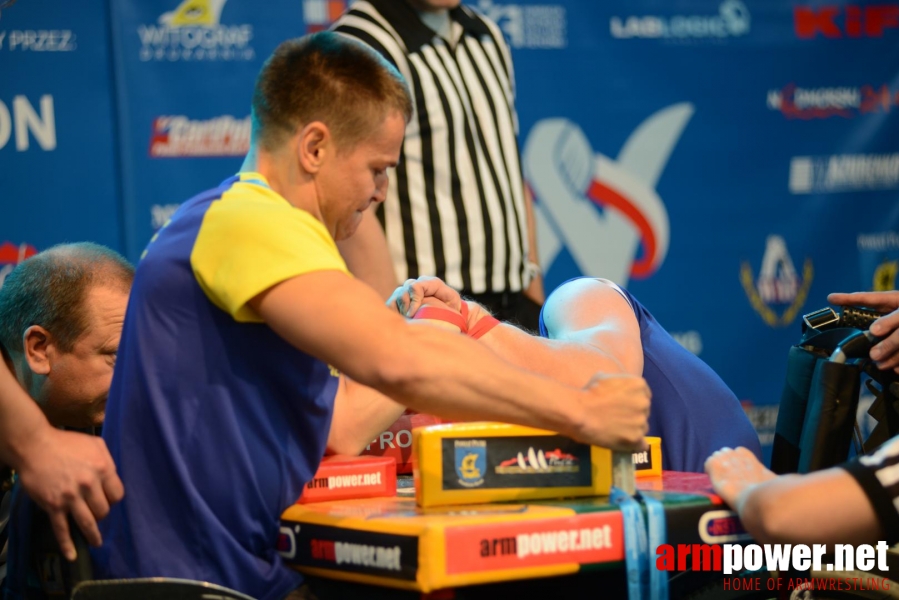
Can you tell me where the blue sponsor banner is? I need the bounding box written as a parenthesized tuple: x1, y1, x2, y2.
(0, 0, 122, 261)
(107, 0, 307, 259)
(502, 0, 899, 460)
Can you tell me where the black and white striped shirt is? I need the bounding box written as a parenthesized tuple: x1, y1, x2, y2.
(844, 434, 899, 543)
(333, 0, 530, 294)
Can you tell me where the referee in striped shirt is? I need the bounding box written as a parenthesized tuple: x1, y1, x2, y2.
(333, 0, 545, 331)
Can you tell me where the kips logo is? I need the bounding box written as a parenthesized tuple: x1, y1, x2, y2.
(794, 5, 899, 39)
(137, 0, 254, 62)
(0, 242, 37, 289)
(302, 0, 346, 34)
(740, 235, 813, 328)
(496, 447, 579, 474)
(149, 115, 250, 157)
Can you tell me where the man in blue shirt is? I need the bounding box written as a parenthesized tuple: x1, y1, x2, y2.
(94, 33, 651, 600)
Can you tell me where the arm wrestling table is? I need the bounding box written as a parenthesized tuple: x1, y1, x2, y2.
(279, 472, 758, 600)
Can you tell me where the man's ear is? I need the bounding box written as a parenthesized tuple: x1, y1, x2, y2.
(297, 122, 331, 174)
(22, 325, 53, 376)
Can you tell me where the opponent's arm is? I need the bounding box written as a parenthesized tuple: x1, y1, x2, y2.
(468, 278, 643, 386)
(250, 271, 650, 451)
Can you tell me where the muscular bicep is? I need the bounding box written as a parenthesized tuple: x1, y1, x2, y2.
(542, 278, 643, 376)
(248, 270, 408, 386)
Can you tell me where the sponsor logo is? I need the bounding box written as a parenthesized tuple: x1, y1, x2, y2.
(0, 30, 76, 51)
(632, 449, 652, 470)
(741, 401, 778, 447)
(794, 5, 899, 39)
(0, 241, 37, 289)
(524, 103, 693, 286)
(476, 0, 567, 49)
(874, 259, 898, 291)
(0, 95, 55, 152)
(365, 428, 412, 451)
(454, 439, 486, 487)
(698, 510, 751, 544)
(302, 0, 346, 33)
(610, 0, 750, 41)
(305, 472, 383, 490)
(277, 524, 300, 560)
(149, 115, 250, 157)
(789, 153, 899, 194)
(138, 0, 254, 62)
(496, 447, 579, 474)
(310, 539, 402, 571)
(858, 233, 899, 292)
(445, 512, 623, 574)
(741, 235, 813, 327)
(767, 83, 899, 119)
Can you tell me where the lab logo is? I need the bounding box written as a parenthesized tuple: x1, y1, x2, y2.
(610, 0, 750, 42)
(302, 0, 347, 33)
(523, 103, 693, 286)
(874, 259, 898, 291)
(0, 241, 37, 289)
(138, 0, 254, 62)
(476, 0, 567, 49)
(496, 447, 579, 474)
(740, 235, 813, 328)
(454, 440, 486, 488)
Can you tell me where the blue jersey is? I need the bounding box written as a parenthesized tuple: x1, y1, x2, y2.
(93, 173, 346, 600)
(540, 279, 761, 472)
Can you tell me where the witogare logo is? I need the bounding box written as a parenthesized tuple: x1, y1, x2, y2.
(138, 0, 254, 62)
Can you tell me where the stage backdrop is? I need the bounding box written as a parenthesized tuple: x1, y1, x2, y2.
(2, 0, 899, 462)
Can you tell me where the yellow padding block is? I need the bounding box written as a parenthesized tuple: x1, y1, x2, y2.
(633, 436, 662, 478)
(413, 422, 611, 507)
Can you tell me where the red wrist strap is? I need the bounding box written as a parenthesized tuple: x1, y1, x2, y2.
(412, 306, 468, 332)
(468, 315, 500, 339)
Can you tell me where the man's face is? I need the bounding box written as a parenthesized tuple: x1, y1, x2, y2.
(40, 284, 129, 428)
(320, 110, 405, 241)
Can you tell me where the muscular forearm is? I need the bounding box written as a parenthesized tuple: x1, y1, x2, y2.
(478, 324, 626, 387)
(374, 322, 586, 439)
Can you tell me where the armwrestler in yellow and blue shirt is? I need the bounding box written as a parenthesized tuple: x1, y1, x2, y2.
(91, 173, 345, 600)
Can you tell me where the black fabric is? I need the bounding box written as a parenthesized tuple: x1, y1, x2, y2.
(798, 360, 862, 473)
(842, 458, 899, 545)
(366, 0, 491, 52)
(771, 346, 821, 474)
(464, 291, 541, 333)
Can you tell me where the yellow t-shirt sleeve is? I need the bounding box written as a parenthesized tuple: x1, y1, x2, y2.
(191, 193, 348, 322)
